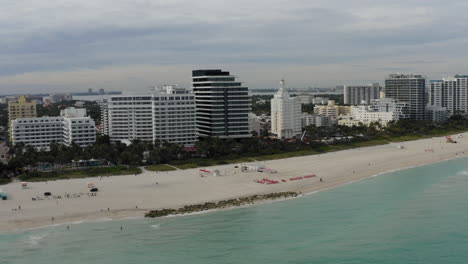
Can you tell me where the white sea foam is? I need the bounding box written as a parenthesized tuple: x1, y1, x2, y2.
(26, 233, 49, 246)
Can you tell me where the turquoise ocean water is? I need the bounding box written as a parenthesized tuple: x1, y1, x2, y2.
(2, 157, 468, 264)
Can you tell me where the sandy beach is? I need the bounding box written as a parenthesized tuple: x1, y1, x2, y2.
(1, 133, 468, 232)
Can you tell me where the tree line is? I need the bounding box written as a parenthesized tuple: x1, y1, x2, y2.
(1, 115, 468, 183)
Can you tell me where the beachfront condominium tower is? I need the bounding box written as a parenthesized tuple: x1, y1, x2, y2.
(384, 74, 426, 120)
(271, 79, 302, 139)
(104, 85, 197, 146)
(428, 75, 468, 116)
(344, 83, 381, 105)
(192, 69, 251, 138)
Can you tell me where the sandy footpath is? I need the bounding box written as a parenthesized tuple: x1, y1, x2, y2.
(1, 133, 468, 232)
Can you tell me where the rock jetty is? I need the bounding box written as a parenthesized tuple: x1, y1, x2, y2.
(145, 192, 299, 218)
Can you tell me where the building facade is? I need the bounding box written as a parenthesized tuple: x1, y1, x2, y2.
(384, 74, 426, 120)
(314, 100, 351, 118)
(104, 86, 197, 146)
(8, 96, 37, 133)
(338, 98, 409, 127)
(343, 83, 381, 105)
(192, 69, 250, 138)
(428, 75, 468, 116)
(11, 107, 96, 150)
(302, 114, 336, 127)
(249, 113, 261, 135)
(270, 80, 302, 139)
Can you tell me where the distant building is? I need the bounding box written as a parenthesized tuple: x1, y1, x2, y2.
(193, 69, 251, 138)
(43, 94, 73, 104)
(8, 96, 37, 137)
(270, 79, 302, 139)
(314, 100, 351, 118)
(312, 97, 329, 105)
(302, 114, 336, 127)
(428, 75, 468, 116)
(344, 83, 381, 105)
(99, 88, 105, 95)
(249, 113, 261, 135)
(11, 107, 96, 150)
(385, 74, 426, 120)
(426, 105, 449, 123)
(88, 88, 93, 94)
(100, 100, 109, 135)
(297, 95, 314, 105)
(103, 85, 197, 146)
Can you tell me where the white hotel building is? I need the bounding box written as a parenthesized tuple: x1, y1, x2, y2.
(270, 79, 302, 139)
(104, 85, 197, 146)
(11, 107, 96, 150)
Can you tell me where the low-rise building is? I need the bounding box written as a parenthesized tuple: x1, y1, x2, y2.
(426, 105, 449, 123)
(11, 107, 96, 150)
(312, 97, 329, 105)
(302, 113, 336, 127)
(338, 98, 408, 127)
(314, 100, 351, 118)
(249, 113, 261, 134)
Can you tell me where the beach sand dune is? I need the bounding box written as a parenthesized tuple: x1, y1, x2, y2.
(1, 133, 467, 232)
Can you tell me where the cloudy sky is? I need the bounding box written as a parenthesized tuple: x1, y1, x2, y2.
(1, 0, 468, 94)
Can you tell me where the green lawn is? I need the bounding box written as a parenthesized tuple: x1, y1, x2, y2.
(19, 166, 142, 182)
(145, 164, 177, 172)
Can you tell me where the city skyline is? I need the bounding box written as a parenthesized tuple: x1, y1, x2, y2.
(1, 0, 468, 94)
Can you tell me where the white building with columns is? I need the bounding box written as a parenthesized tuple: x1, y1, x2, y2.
(270, 79, 302, 139)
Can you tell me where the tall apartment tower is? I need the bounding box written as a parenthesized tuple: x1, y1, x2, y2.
(104, 86, 197, 146)
(343, 83, 381, 105)
(192, 69, 250, 138)
(384, 74, 426, 120)
(270, 79, 302, 139)
(429, 75, 468, 115)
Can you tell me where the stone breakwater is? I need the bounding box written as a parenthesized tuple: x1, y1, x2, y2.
(145, 192, 300, 218)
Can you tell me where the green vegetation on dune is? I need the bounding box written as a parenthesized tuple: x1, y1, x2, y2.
(19, 166, 142, 182)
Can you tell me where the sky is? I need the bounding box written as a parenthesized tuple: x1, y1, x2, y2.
(1, 0, 468, 94)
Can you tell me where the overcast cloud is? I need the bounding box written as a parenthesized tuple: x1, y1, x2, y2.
(1, 0, 468, 94)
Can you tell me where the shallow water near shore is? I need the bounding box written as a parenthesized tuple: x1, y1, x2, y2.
(2, 157, 468, 264)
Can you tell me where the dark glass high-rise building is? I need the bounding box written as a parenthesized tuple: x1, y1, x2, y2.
(192, 69, 250, 138)
(384, 74, 426, 120)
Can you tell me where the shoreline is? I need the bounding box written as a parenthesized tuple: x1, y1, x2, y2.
(2, 133, 468, 234)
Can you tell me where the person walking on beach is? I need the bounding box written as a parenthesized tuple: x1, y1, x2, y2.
(320, 178, 323, 182)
